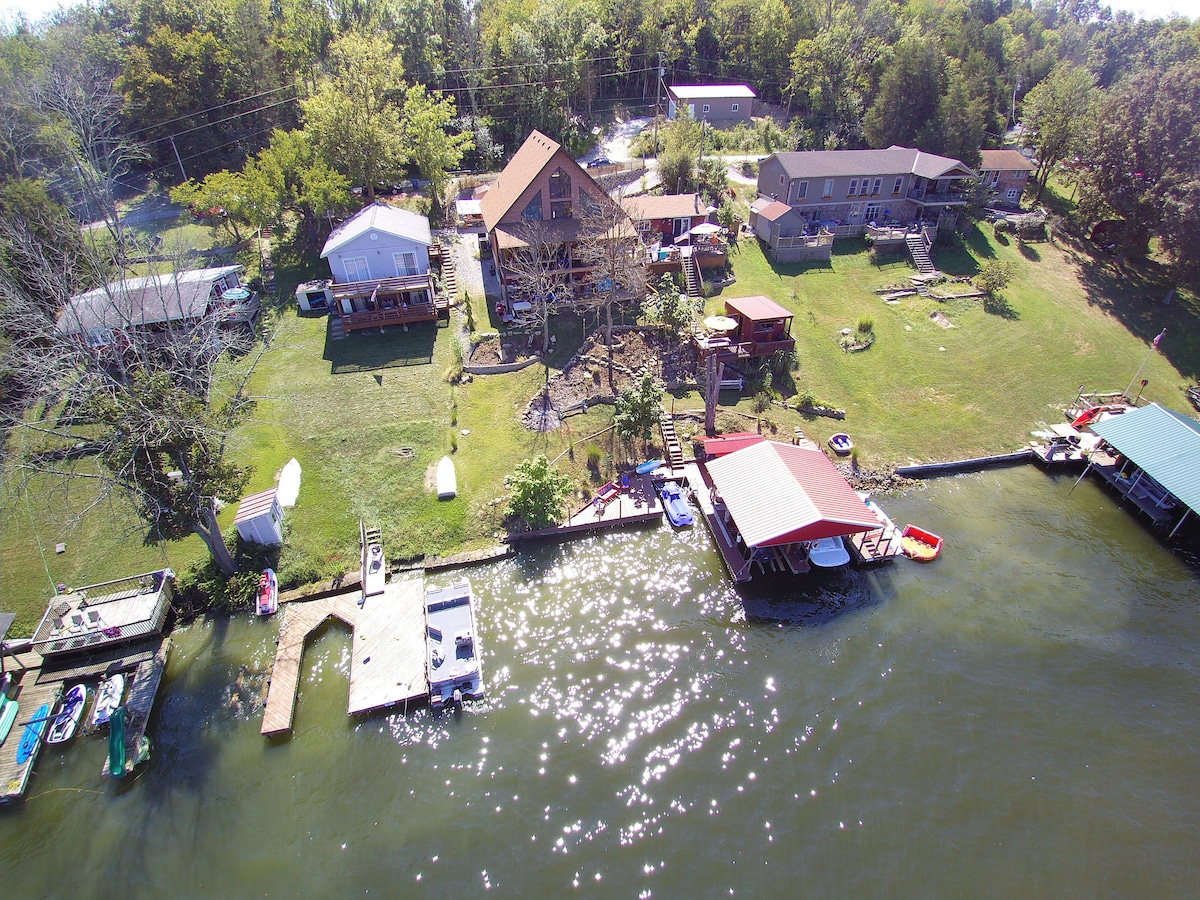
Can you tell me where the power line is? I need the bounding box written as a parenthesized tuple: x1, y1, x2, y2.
(126, 83, 299, 138)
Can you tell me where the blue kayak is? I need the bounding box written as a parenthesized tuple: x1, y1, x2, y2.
(636, 459, 663, 475)
(16, 702, 50, 765)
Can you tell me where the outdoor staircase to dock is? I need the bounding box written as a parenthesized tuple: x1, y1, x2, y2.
(431, 240, 458, 315)
(660, 415, 686, 468)
(682, 251, 702, 299)
(328, 315, 345, 340)
(906, 233, 937, 276)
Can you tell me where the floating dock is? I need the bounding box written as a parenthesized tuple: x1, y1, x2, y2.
(0, 653, 63, 804)
(101, 637, 171, 777)
(261, 577, 427, 736)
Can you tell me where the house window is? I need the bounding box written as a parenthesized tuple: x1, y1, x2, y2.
(394, 252, 418, 276)
(731, 103, 739, 112)
(794, 181, 807, 201)
(1006, 189, 1020, 201)
(987, 171, 999, 186)
(344, 257, 370, 281)
(872, 178, 882, 195)
(673, 217, 690, 235)
(893, 177, 903, 195)
(1014, 170, 1027, 180)
(522, 191, 543, 221)
(549, 168, 572, 218)
(822, 179, 834, 198)
(865, 203, 881, 222)
(579, 189, 601, 217)
(848, 179, 858, 196)
(702, 104, 711, 114)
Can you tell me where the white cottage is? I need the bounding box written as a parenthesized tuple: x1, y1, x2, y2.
(320, 203, 439, 332)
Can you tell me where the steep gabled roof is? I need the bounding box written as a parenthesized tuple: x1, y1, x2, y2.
(770, 146, 976, 181)
(706, 441, 878, 547)
(980, 149, 1035, 172)
(480, 130, 566, 230)
(321, 202, 432, 258)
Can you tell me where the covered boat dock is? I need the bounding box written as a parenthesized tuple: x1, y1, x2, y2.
(699, 441, 881, 580)
(1085, 403, 1200, 538)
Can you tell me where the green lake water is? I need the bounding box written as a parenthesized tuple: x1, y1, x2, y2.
(3, 467, 1200, 896)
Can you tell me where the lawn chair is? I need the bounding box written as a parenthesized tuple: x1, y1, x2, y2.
(86, 609, 105, 628)
(67, 612, 86, 632)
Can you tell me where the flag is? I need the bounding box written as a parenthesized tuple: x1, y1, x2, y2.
(1152, 328, 1166, 349)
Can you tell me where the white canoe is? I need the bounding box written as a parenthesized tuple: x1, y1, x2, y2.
(436, 456, 457, 500)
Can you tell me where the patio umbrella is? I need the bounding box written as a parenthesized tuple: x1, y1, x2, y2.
(690, 223, 721, 235)
(222, 287, 251, 302)
(704, 315, 737, 332)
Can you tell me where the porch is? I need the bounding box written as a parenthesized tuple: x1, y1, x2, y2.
(331, 273, 438, 332)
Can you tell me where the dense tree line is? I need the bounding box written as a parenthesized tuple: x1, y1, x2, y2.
(0, 0, 1195, 261)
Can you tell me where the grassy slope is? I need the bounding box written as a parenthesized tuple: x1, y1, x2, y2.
(5, 196, 1199, 627)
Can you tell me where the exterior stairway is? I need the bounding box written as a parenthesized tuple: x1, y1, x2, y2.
(682, 250, 702, 299)
(660, 414, 686, 468)
(328, 315, 345, 340)
(906, 233, 937, 276)
(431, 240, 458, 316)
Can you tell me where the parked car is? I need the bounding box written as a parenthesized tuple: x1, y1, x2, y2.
(588, 157, 614, 168)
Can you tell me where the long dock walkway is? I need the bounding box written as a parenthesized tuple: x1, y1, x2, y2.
(0, 652, 62, 804)
(684, 461, 751, 582)
(102, 637, 171, 777)
(261, 594, 359, 736)
(262, 579, 429, 736)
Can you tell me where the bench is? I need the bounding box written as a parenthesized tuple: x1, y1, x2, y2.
(595, 482, 620, 506)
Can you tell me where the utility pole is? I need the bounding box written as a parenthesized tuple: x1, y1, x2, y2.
(170, 136, 187, 182)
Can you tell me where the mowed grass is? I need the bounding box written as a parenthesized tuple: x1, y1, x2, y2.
(5, 202, 1200, 627)
(706, 227, 1197, 463)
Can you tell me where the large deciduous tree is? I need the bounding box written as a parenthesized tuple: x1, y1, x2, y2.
(301, 32, 407, 202)
(401, 84, 473, 216)
(0, 221, 255, 575)
(1021, 62, 1095, 200)
(1076, 60, 1200, 278)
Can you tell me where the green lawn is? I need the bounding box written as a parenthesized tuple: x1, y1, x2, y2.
(5, 202, 1199, 629)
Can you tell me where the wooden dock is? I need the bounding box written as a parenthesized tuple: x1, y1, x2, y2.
(509, 473, 664, 543)
(262, 579, 429, 736)
(684, 462, 752, 582)
(0, 653, 62, 804)
(348, 576, 427, 716)
(101, 637, 171, 777)
(261, 593, 358, 736)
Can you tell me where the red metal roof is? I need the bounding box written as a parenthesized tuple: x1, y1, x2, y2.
(705, 441, 877, 547)
(724, 295, 793, 322)
(698, 432, 764, 458)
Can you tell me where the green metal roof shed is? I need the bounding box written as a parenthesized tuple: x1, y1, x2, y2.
(1090, 403, 1200, 528)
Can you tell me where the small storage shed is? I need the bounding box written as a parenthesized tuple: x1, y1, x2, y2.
(295, 279, 333, 312)
(234, 488, 284, 545)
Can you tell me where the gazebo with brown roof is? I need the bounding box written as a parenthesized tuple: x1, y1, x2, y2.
(702, 295, 796, 360)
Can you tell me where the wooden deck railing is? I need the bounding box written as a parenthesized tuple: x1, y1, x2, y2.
(340, 302, 438, 330)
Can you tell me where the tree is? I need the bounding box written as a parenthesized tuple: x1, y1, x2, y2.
(169, 170, 251, 243)
(575, 195, 646, 385)
(643, 273, 696, 339)
(0, 221, 256, 575)
(975, 259, 1014, 295)
(401, 84, 474, 216)
(502, 218, 566, 354)
(1022, 63, 1095, 200)
(656, 109, 700, 194)
(301, 32, 406, 202)
(614, 372, 663, 445)
(506, 454, 572, 529)
(862, 38, 945, 150)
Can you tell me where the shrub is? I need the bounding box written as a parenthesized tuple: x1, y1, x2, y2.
(976, 259, 1015, 296)
(506, 455, 572, 528)
(751, 389, 777, 413)
(857, 316, 874, 335)
(585, 443, 603, 470)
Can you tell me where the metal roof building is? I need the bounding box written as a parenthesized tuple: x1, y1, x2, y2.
(1090, 403, 1200, 536)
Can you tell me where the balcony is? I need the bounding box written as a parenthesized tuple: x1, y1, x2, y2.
(340, 301, 438, 331)
(908, 188, 970, 205)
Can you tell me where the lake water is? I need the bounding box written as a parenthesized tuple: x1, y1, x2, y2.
(3, 467, 1200, 896)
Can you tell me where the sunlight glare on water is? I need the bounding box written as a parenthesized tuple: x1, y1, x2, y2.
(3, 469, 1200, 897)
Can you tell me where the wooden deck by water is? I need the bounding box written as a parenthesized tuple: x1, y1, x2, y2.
(348, 576, 426, 716)
(101, 637, 171, 777)
(684, 462, 752, 583)
(261, 577, 428, 736)
(0, 652, 62, 804)
(509, 473, 664, 543)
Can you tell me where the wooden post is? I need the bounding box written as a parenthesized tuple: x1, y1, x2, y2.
(704, 350, 723, 435)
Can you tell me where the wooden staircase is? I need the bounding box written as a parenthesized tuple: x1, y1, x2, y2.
(660, 414, 685, 468)
(906, 233, 937, 276)
(328, 315, 345, 340)
(431, 240, 458, 317)
(682, 251, 702, 299)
